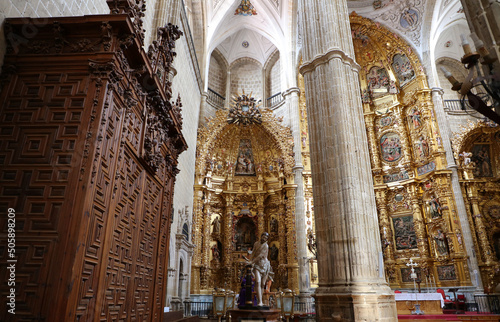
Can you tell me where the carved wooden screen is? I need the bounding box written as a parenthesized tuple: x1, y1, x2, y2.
(0, 15, 185, 321)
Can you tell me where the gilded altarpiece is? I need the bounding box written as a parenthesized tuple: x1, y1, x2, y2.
(453, 122, 500, 291)
(351, 13, 471, 289)
(0, 7, 186, 321)
(191, 105, 299, 294)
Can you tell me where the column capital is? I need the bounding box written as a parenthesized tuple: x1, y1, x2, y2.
(282, 87, 300, 97)
(431, 87, 444, 95)
(300, 48, 361, 75)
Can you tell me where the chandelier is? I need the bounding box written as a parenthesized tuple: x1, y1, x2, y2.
(440, 33, 500, 124)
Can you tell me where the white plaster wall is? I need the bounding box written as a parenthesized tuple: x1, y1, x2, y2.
(167, 12, 202, 305)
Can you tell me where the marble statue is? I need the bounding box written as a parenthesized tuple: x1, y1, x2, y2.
(247, 232, 271, 306)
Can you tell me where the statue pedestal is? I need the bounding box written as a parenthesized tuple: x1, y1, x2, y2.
(229, 308, 280, 322)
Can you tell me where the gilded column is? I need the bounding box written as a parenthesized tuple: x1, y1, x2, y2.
(191, 187, 204, 293)
(408, 185, 429, 259)
(299, 1, 397, 320)
(365, 113, 381, 170)
(200, 191, 212, 290)
(278, 199, 287, 286)
(285, 187, 299, 293)
(393, 105, 412, 165)
(375, 191, 394, 263)
(256, 194, 265, 238)
(223, 194, 235, 280)
(467, 185, 495, 265)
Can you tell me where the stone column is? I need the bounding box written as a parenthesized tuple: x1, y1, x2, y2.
(431, 87, 484, 292)
(225, 71, 231, 109)
(284, 87, 311, 297)
(154, 0, 182, 29)
(298, 1, 397, 320)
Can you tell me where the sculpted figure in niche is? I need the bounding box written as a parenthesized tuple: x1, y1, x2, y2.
(427, 196, 442, 218)
(434, 229, 448, 256)
(270, 217, 278, 233)
(246, 232, 271, 306)
(269, 243, 279, 261)
(212, 216, 220, 234)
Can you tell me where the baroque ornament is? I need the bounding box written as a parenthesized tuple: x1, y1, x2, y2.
(227, 91, 262, 125)
(235, 0, 257, 16)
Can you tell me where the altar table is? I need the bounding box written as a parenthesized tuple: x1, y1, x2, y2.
(395, 293, 444, 315)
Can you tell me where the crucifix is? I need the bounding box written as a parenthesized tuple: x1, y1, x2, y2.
(406, 258, 418, 280)
(406, 259, 424, 315)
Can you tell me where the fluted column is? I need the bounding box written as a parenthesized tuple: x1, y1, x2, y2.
(299, 1, 396, 320)
(154, 0, 182, 29)
(431, 87, 483, 291)
(284, 87, 311, 297)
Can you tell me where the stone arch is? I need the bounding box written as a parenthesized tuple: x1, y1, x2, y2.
(208, 48, 229, 96)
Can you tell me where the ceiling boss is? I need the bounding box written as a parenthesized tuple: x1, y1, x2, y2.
(227, 91, 263, 125)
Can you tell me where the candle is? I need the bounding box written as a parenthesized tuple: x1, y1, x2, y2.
(470, 32, 491, 59)
(461, 34, 472, 55)
(439, 66, 460, 87)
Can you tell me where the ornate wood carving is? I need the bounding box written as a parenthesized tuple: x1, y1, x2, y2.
(0, 12, 186, 321)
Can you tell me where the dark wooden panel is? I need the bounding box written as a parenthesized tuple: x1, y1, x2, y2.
(0, 13, 185, 322)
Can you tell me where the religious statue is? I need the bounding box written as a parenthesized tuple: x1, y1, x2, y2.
(427, 196, 442, 218)
(246, 232, 272, 307)
(212, 216, 220, 234)
(269, 243, 279, 261)
(434, 229, 448, 256)
(270, 217, 278, 233)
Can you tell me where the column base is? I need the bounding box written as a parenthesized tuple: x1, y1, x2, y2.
(314, 287, 397, 321)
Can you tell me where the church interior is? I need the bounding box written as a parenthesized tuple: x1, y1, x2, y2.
(0, 0, 499, 321)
